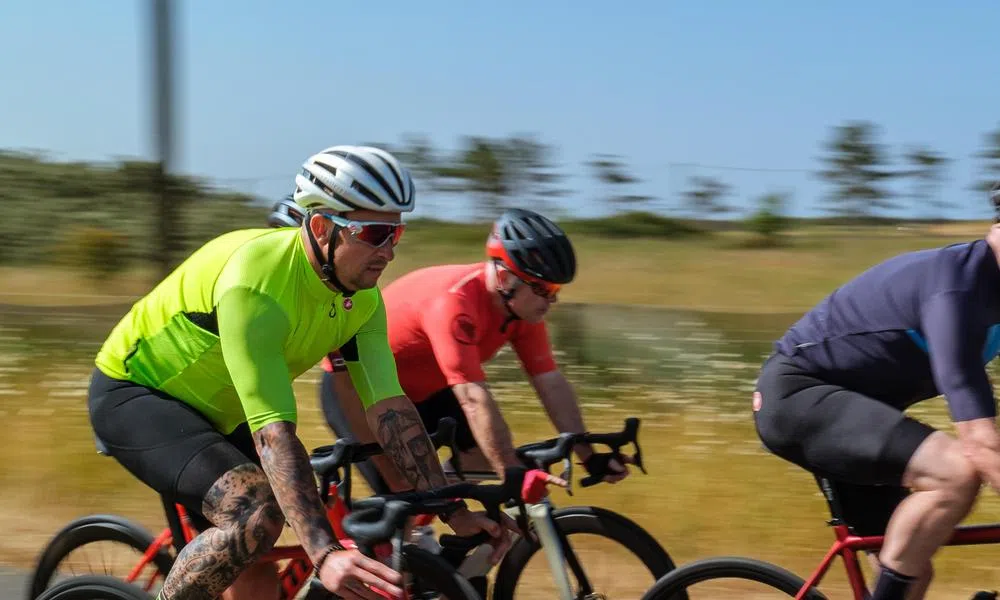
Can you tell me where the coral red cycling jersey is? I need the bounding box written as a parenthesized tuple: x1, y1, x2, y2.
(323, 263, 558, 403)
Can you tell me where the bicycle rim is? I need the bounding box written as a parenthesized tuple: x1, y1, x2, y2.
(640, 556, 827, 600)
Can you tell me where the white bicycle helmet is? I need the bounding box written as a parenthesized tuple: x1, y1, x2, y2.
(267, 196, 306, 228)
(293, 145, 415, 213)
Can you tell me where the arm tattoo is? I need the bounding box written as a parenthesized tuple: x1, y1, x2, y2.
(375, 407, 447, 490)
(159, 464, 285, 600)
(253, 421, 340, 563)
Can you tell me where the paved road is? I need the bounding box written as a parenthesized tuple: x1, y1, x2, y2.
(1, 566, 27, 599)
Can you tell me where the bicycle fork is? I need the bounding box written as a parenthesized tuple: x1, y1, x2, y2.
(506, 499, 596, 600)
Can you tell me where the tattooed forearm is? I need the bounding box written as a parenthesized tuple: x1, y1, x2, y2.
(159, 464, 284, 600)
(253, 421, 340, 563)
(368, 397, 448, 490)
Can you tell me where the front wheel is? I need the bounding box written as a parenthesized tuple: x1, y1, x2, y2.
(492, 505, 679, 600)
(640, 556, 827, 599)
(404, 545, 484, 599)
(28, 515, 174, 599)
(35, 575, 151, 600)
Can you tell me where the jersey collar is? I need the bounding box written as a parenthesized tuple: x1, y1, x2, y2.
(295, 230, 346, 301)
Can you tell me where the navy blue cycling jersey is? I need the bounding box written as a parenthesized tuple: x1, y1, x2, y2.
(774, 239, 1000, 422)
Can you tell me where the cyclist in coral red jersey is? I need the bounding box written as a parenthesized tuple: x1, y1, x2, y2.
(315, 208, 631, 495)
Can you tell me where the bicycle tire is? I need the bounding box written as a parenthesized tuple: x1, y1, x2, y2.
(34, 575, 150, 600)
(27, 514, 174, 600)
(402, 545, 483, 600)
(640, 556, 827, 600)
(491, 505, 680, 600)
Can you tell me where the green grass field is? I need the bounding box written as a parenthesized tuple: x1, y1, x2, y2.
(1, 220, 990, 311)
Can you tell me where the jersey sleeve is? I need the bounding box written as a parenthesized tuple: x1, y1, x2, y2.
(216, 286, 297, 432)
(341, 294, 406, 409)
(511, 322, 558, 376)
(921, 290, 997, 422)
(421, 293, 486, 386)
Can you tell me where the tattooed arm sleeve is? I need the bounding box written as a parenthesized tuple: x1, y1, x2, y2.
(253, 422, 340, 562)
(216, 288, 338, 562)
(365, 396, 449, 491)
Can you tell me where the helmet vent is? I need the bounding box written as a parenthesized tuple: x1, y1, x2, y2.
(351, 181, 385, 207)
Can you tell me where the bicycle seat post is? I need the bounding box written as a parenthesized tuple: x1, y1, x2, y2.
(814, 475, 848, 528)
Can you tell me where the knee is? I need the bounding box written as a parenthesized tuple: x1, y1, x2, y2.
(222, 490, 284, 560)
(912, 437, 981, 512)
(244, 491, 284, 557)
(955, 465, 980, 502)
(204, 467, 285, 559)
(937, 449, 980, 509)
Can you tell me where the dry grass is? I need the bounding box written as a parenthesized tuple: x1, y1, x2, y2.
(3, 220, 999, 596)
(0, 222, 988, 312)
(4, 373, 1000, 596)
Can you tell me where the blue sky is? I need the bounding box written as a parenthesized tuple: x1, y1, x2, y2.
(2, 1, 998, 220)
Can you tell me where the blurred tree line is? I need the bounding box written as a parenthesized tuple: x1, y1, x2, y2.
(370, 121, 1000, 225)
(0, 150, 268, 275)
(2, 120, 999, 279)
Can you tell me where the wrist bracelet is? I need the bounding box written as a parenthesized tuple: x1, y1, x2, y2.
(313, 543, 342, 575)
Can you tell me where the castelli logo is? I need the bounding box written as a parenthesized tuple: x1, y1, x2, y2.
(451, 313, 477, 345)
(343, 298, 353, 311)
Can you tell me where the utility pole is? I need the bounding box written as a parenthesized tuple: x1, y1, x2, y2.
(151, 0, 179, 278)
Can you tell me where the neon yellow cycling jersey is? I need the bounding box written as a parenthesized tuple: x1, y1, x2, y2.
(95, 227, 403, 434)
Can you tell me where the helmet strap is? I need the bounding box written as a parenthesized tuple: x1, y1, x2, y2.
(499, 304, 519, 333)
(492, 262, 522, 332)
(306, 217, 355, 297)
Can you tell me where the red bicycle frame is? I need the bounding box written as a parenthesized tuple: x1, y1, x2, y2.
(122, 480, 433, 600)
(793, 478, 1000, 600)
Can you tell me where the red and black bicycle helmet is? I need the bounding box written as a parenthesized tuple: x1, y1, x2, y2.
(486, 208, 576, 285)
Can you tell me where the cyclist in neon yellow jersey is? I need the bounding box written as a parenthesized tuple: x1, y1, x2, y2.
(87, 145, 513, 600)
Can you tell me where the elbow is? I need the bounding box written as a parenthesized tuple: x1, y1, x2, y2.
(251, 421, 296, 457)
(364, 395, 418, 432)
(365, 394, 412, 417)
(451, 383, 488, 413)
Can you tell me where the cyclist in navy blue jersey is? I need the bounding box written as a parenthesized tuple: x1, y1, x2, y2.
(755, 190, 1000, 600)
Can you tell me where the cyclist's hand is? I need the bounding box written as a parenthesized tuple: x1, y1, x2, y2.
(318, 548, 403, 600)
(446, 508, 519, 565)
(605, 456, 630, 483)
(582, 452, 631, 484)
